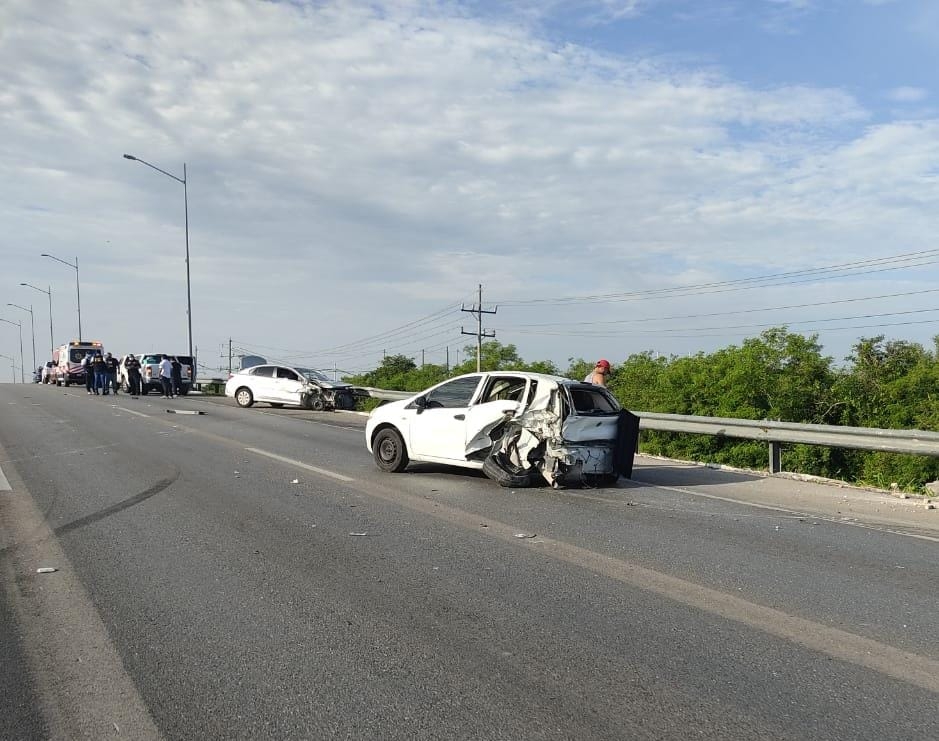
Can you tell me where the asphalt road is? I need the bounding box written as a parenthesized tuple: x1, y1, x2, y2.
(1, 384, 937, 740)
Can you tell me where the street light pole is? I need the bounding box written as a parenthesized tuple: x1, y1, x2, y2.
(7, 303, 36, 371)
(123, 154, 193, 361)
(0, 353, 14, 383)
(41, 253, 81, 341)
(20, 283, 54, 355)
(0, 317, 25, 382)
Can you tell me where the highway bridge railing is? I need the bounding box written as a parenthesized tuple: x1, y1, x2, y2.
(638, 413, 939, 473)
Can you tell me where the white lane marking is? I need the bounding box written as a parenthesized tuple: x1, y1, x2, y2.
(244, 447, 354, 482)
(249, 407, 360, 431)
(111, 405, 150, 418)
(0, 463, 11, 491)
(638, 481, 939, 544)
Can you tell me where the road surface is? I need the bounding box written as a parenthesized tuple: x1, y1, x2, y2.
(2, 384, 937, 739)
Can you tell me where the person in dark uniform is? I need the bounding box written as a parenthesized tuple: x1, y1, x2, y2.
(104, 352, 120, 395)
(170, 356, 183, 396)
(124, 354, 142, 396)
(92, 352, 107, 395)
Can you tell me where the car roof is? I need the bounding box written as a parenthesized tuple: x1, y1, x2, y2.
(457, 371, 588, 386)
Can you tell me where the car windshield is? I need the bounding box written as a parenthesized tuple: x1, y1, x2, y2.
(69, 349, 88, 362)
(297, 368, 330, 382)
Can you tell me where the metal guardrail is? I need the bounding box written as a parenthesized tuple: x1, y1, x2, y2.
(354, 386, 414, 401)
(637, 412, 939, 473)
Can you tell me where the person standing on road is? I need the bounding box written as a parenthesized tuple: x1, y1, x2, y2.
(584, 359, 612, 386)
(92, 352, 107, 395)
(159, 354, 174, 398)
(171, 356, 183, 396)
(125, 354, 142, 396)
(104, 352, 120, 395)
(81, 352, 94, 394)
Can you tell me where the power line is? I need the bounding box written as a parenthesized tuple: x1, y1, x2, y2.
(496, 287, 939, 329)
(491, 248, 939, 308)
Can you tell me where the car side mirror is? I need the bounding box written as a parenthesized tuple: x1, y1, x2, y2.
(414, 396, 427, 414)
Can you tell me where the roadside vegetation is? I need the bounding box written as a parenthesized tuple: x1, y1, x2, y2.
(346, 327, 939, 493)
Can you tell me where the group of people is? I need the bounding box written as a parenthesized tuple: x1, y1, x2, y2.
(79, 352, 185, 398)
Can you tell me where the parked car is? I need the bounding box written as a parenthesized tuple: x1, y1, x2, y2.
(225, 364, 356, 411)
(365, 372, 638, 487)
(119, 353, 194, 394)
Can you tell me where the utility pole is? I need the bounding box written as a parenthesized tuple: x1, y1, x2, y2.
(421, 349, 425, 368)
(446, 346, 450, 374)
(461, 283, 496, 372)
(228, 338, 233, 375)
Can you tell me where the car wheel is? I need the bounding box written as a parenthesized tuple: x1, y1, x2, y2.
(482, 453, 532, 488)
(269, 403, 284, 408)
(235, 387, 254, 408)
(121, 380, 130, 393)
(306, 395, 326, 412)
(178, 386, 189, 396)
(584, 472, 619, 488)
(373, 428, 408, 473)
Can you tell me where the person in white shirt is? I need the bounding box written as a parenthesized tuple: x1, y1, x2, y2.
(159, 355, 174, 398)
(584, 359, 611, 386)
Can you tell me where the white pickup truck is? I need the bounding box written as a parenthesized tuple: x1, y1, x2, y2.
(119, 353, 195, 394)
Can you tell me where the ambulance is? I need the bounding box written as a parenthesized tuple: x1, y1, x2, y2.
(53, 340, 104, 386)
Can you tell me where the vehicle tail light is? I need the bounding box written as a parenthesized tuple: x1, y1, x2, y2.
(145, 367, 152, 377)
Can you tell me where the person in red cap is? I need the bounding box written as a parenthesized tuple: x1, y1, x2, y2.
(585, 359, 611, 386)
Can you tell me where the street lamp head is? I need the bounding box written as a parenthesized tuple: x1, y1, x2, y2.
(40, 253, 50, 257)
(123, 154, 137, 160)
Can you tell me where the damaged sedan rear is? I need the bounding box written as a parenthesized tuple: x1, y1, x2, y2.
(365, 372, 639, 487)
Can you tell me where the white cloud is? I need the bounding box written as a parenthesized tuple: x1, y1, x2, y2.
(0, 0, 936, 369)
(888, 86, 928, 103)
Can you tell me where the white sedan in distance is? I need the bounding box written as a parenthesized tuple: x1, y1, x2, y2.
(226, 364, 355, 410)
(365, 372, 638, 487)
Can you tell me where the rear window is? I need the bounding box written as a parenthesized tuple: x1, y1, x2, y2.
(175, 356, 193, 366)
(568, 386, 619, 414)
(142, 355, 162, 364)
(251, 366, 275, 377)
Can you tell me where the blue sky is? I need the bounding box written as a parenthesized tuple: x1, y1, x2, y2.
(1, 0, 938, 377)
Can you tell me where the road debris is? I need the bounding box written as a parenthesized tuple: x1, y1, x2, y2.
(514, 532, 537, 539)
(291, 479, 299, 484)
(36, 567, 58, 574)
(349, 532, 368, 536)
(165, 409, 206, 415)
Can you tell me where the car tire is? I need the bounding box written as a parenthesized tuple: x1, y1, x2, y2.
(307, 396, 326, 412)
(235, 387, 254, 408)
(121, 380, 130, 393)
(373, 428, 408, 473)
(584, 472, 619, 488)
(178, 386, 189, 396)
(482, 453, 532, 488)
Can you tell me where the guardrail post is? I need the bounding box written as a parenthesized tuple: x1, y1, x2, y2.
(769, 442, 781, 474)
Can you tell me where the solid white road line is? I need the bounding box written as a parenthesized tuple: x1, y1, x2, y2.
(0, 463, 11, 491)
(244, 447, 354, 482)
(112, 406, 150, 418)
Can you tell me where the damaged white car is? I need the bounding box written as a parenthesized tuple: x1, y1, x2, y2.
(365, 372, 639, 487)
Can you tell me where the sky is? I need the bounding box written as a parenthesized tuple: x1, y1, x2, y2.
(2, 0, 938, 379)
